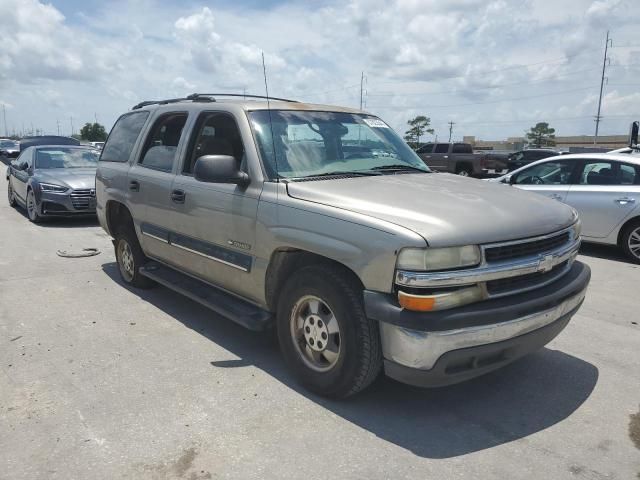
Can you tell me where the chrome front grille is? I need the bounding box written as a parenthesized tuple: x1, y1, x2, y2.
(70, 189, 96, 210)
(484, 231, 571, 263)
(395, 225, 580, 301)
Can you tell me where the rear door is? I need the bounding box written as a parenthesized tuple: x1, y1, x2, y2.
(565, 159, 640, 238)
(128, 112, 190, 262)
(511, 158, 578, 202)
(425, 143, 450, 171)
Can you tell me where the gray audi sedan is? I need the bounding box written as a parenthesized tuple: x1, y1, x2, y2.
(7, 145, 98, 222)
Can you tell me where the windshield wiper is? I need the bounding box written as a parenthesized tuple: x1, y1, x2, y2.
(369, 165, 430, 173)
(294, 170, 382, 180)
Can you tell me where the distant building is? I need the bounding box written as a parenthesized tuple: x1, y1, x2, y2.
(463, 134, 628, 152)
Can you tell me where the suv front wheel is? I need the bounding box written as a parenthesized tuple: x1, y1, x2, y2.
(277, 264, 382, 398)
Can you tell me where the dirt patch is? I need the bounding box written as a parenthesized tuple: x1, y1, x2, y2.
(630, 408, 640, 450)
(140, 446, 211, 479)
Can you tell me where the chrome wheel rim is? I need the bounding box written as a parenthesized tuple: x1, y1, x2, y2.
(290, 295, 341, 372)
(458, 170, 469, 177)
(117, 239, 135, 282)
(628, 227, 640, 259)
(27, 192, 37, 220)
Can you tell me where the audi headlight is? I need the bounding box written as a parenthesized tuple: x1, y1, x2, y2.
(40, 183, 69, 193)
(396, 245, 481, 271)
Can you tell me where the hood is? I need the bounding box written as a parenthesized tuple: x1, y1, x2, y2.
(35, 168, 96, 190)
(286, 172, 576, 247)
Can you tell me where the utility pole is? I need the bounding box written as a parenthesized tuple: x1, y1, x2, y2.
(359, 72, 367, 110)
(56, 119, 60, 136)
(448, 121, 455, 143)
(594, 30, 612, 144)
(2, 103, 7, 137)
(94, 112, 98, 124)
(70, 116, 74, 136)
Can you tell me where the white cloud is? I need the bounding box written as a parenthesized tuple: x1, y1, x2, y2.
(0, 0, 637, 140)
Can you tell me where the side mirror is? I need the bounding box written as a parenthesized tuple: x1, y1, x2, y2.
(629, 121, 639, 147)
(18, 162, 28, 171)
(506, 174, 515, 184)
(194, 155, 249, 186)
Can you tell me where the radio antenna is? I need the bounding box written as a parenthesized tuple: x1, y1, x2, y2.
(262, 52, 279, 182)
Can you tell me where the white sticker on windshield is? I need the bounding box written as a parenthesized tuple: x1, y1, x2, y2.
(362, 118, 389, 128)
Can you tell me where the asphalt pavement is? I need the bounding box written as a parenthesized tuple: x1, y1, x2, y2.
(1, 171, 639, 479)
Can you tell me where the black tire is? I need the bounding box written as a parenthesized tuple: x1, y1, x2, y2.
(276, 264, 382, 398)
(26, 189, 42, 223)
(113, 226, 155, 288)
(620, 220, 640, 264)
(455, 164, 473, 177)
(7, 180, 16, 207)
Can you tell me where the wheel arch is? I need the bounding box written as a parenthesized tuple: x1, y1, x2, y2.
(105, 200, 135, 236)
(617, 215, 640, 246)
(264, 248, 364, 312)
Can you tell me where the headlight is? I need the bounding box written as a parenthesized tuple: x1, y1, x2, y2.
(572, 219, 582, 240)
(397, 246, 481, 271)
(40, 183, 69, 193)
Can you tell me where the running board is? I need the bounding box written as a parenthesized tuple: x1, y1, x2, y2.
(139, 262, 273, 331)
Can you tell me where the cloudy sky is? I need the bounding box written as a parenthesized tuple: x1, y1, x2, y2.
(0, 0, 638, 141)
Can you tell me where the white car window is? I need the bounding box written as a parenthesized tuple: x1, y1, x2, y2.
(514, 161, 573, 185)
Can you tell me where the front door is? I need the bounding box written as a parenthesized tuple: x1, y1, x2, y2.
(565, 159, 640, 238)
(11, 149, 33, 202)
(170, 111, 262, 302)
(511, 158, 577, 202)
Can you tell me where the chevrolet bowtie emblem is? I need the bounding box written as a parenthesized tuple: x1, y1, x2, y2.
(537, 254, 555, 273)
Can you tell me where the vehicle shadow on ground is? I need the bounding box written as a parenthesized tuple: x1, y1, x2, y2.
(101, 262, 599, 459)
(579, 242, 629, 263)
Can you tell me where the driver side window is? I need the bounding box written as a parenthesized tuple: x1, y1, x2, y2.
(514, 160, 575, 185)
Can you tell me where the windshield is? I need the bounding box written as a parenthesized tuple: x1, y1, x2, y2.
(0, 141, 18, 149)
(35, 148, 99, 169)
(249, 110, 430, 179)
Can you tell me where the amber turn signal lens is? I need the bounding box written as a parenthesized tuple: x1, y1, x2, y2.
(398, 291, 436, 312)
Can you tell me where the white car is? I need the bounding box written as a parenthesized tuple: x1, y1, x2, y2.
(491, 153, 640, 262)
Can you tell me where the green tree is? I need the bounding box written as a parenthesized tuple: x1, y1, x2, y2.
(404, 115, 434, 149)
(79, 122, 107, 142)
(526, 122, 556, 148)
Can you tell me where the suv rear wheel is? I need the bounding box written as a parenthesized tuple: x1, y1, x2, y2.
(114, 227, 155, 288)
(276, 264, 382, 397)
(456, 164, 472, 176)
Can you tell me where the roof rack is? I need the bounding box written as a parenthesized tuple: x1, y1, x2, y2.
(131, 92, 298, 110)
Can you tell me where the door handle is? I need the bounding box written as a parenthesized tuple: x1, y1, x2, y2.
(615, 197, 635, 205)
(443, 155, 448, 159)
(171, 189, 186, 203)
(129, 180, 140, 192)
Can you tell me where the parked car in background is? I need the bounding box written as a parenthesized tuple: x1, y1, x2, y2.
(96, 94, 589, 397)
(7, 145, 99, 222)
(491, 153, 640, 263)
(19, 136, 80, 152)
(89, 141, 105, 150)
(507, 148, 558, 171)
(417, 142, 508, 177)
(0, 139, 20, 161)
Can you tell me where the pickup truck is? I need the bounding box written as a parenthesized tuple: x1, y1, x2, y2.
(417, 142, 508, 177)
(95, 94, 590, 398)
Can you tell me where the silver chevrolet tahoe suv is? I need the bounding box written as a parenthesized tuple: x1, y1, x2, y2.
(96, 93, 590, 398)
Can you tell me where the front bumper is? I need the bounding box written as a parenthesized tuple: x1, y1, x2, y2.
(365, 261, 590, 387)
(37, 191, 96, 216)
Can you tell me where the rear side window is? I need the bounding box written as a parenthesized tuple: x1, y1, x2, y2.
(452, 143, 472, 154)
(620, 164, 638, 185)
(416, 144, 433, 154)
(101, 111, 149, 163)
(434, 143, 449, 154)
(139, 113, 188, 172)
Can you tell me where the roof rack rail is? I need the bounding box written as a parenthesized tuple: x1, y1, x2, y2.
(131, 93, 298, 110)
(186, 93, 298, 103)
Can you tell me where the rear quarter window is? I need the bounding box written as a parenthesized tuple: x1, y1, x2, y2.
(100, 111, 150, 163)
